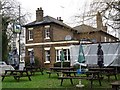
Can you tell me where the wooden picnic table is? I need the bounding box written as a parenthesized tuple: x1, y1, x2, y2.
(50, 67, 74, 71)
(110, 81, 120, 90)
(1, 69, 31, 82)
(25, 66, 44, 75)
(58, 71, 103, 88)
(88, 67, 117, 81)
(89, 68, 114, 72)
(47, 67, 74, 77)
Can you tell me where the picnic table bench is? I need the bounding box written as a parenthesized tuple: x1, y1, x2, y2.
(1, 70, 31, 82)
(89, 68, 117, 81)
(25, 66, 44, 75)
(58, 71, 103, 88)
(58, 76, 103, 88)
(46, 71, 60, 78)
(46, 67, 74, 77)
(110, 81, 120, 90)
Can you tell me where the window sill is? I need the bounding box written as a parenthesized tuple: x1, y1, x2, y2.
(28, 39, 33, 41)
(44, 61, 50, 64)
(44, 37, 50, 40)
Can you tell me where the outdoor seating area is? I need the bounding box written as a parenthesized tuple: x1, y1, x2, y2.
(45, 66, 119, 88)
(1, 66, 120, 89)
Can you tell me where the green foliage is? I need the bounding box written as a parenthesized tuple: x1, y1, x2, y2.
(54, 62, 70, 67)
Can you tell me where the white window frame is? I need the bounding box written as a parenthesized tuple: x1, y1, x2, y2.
(44, 25, 50, 39)
(55, 47, 70, 62)
(109, 38, 111, 42)
(104, 37, 107, 42)
(44, 47, 50, 63)
(28, 28, 33, 41)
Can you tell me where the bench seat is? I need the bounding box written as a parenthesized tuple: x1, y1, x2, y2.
(46, 71, 60, 77)
(58, 76, 103, 88)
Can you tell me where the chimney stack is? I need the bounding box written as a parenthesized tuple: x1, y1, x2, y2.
(36, 7, 43, 22)
(96, 11, 103, 30)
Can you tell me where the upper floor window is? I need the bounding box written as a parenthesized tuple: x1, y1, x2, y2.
(44, 25, 50, 39)
(28, 28, 33, 40)
(104, 37, 107, 42)
(109, 38, 111, 42)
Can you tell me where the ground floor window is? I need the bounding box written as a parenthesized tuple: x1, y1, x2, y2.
(56, 49, 70, 62)
(45, 50, 50, 63)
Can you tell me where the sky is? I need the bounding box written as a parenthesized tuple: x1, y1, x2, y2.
(17, 0, 92, 27)
(16, 0, 119, 38)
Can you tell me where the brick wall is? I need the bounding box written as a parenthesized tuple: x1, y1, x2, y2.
(52, 25, 73, 41)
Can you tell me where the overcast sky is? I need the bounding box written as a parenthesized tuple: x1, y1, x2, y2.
(17, 0, 92, 26)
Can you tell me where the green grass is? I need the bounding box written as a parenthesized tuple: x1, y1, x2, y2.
(1, 71, 120, 89)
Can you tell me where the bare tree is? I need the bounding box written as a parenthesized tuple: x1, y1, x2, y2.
(89, 0, 120, 29)
(75, 0, 120, 38)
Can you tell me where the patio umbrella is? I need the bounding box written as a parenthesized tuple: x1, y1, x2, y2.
(60, 49, 65, 68)
(78, 44, 85, 70)
(76, 44, 85, 87)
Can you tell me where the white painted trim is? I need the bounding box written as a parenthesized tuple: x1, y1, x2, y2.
(44, 37, 50, 40)
(25, 40, 79, 46)
(55, 46, 70, 50)
(28, 48, 33, 51)
(28, 39, 33, 41)
(44, 47, 50, 50)
(44, 61, 50, 64)
(28, 28, 33, 30)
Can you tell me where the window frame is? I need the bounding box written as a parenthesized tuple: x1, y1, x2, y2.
(44, 25, 50, 39)
(28, 28, 33, 41)
(44, 47, 50, 63)
(55, 49, 70, 62)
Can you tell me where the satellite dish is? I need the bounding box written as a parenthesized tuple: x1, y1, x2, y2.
(65, 35, 72, 40)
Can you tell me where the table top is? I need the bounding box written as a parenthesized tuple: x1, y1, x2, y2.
(50, 67, 74, 70)
(89, 68, 114, 71)
(62, 70, 100, 74)
(5, 69, 28, 72)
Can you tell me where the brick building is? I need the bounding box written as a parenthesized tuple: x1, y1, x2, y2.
(23, 8, 118, 68)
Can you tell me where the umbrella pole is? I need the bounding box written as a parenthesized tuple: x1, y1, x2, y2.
(76, 63, 84, 87)
(60, 61, 63, 77)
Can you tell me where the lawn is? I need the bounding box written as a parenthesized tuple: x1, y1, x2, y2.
(1, 71, 120, 89)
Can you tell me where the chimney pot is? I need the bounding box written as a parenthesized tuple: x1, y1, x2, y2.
(37, 8, 39, 10)
(40, 7, 42, 10)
